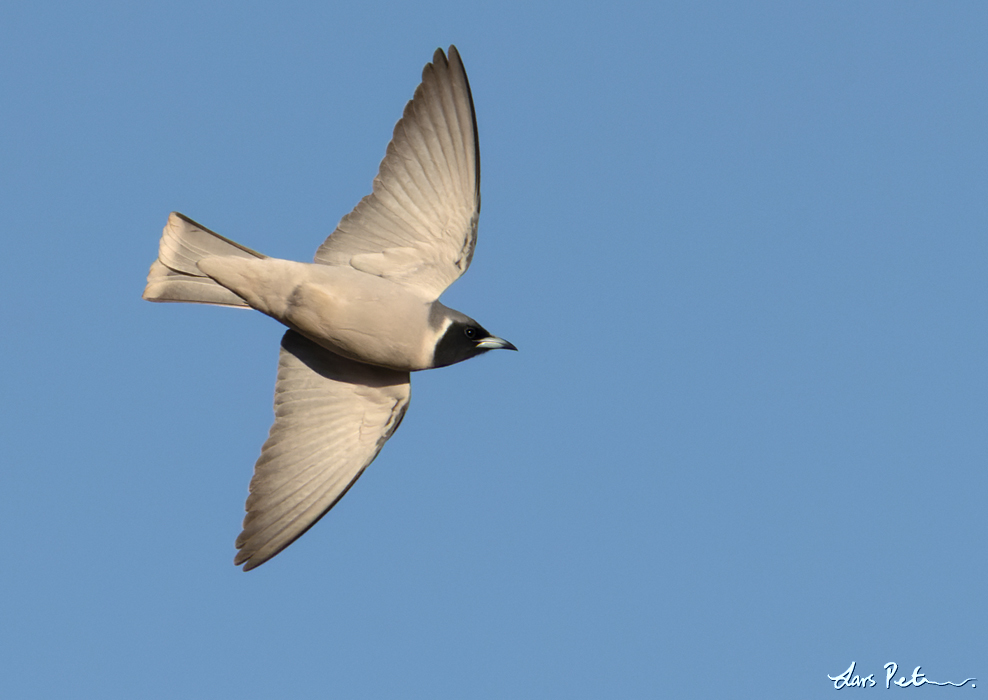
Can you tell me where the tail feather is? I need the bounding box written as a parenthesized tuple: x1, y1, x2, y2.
(143, 212, 266, 307)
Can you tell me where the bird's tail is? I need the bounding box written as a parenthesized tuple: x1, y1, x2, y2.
(143, 212, 266, 307)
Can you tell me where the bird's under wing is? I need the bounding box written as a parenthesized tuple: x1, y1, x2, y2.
(234, 330, 410, 571)
(313, 45, 480, 300)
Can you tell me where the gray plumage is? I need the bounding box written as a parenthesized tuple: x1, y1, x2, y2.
(143, 46, 514, 570)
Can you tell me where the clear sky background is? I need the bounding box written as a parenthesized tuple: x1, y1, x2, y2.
(2, 2, 986, 698)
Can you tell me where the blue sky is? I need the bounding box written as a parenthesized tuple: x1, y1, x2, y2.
(2, 2, 986, 697)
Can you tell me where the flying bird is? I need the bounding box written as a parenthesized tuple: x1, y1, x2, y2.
(143, 46, 515, 571)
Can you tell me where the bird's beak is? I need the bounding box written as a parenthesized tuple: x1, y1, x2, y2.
(477, 336, 518, 351)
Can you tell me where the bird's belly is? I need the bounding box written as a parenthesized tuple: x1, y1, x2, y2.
(197, 256, 435, 370)
(282, 270, 434, 372)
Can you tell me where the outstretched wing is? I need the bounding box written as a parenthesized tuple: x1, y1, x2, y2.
(314, 45, 480, 300)
(235, 331, 410, 571)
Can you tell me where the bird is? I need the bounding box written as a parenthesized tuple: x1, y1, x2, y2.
(143, 46, 515, 571)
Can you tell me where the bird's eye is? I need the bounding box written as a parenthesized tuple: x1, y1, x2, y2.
(464, 327, 478, 340)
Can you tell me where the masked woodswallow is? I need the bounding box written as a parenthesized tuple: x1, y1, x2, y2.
(143, 46, 515, 570)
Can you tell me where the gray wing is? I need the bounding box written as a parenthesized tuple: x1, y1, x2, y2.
(234, 331, 410, 571)
(313, 45, 480, 300)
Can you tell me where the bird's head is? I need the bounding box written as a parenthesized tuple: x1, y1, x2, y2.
(430, 305, 516, 368)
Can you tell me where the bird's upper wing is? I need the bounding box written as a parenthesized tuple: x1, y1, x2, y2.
(313, 46, 480, 300)
(234, 330, 410, 571)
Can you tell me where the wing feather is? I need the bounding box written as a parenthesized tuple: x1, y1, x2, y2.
(234, 331, 410, 571)
(314, 46, 480, 298)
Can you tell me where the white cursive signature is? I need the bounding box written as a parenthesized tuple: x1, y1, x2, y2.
(884, 663, 976, 689)
(828, 661, 976, 689)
